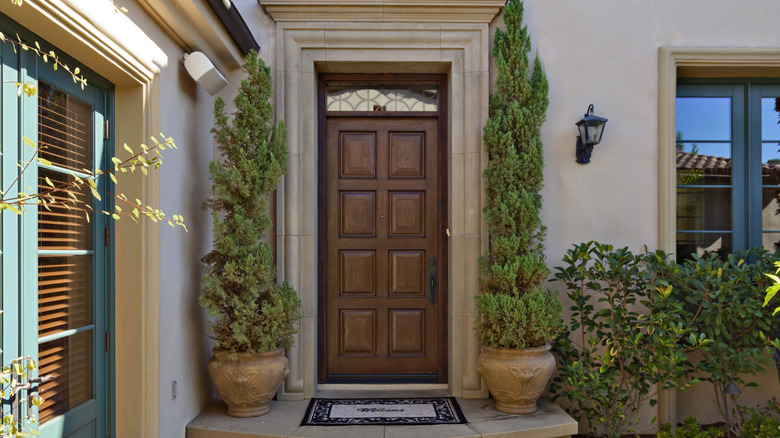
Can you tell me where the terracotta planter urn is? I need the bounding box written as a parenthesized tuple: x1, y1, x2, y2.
(477, 344, 556, 414)
(207, 347, 290, 417)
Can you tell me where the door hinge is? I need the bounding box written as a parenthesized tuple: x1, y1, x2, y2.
(104, 331, 110, 352)
(104, 120, 110, 140)
(104, 226, 110, 246)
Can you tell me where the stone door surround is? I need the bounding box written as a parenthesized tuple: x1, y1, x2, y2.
(262, 1, 502, 400)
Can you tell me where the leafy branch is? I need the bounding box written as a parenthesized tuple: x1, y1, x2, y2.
(1, 135, 187, 231)
(0, 355, 44, 438)
(0, 31, 87, 91)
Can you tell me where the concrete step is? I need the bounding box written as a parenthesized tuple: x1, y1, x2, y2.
(186, 397, 577, 438)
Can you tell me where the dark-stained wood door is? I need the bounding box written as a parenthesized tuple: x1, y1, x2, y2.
(322, 116, 445, 382)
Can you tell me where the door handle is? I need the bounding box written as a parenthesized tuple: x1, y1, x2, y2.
(428, 255, 437, 304)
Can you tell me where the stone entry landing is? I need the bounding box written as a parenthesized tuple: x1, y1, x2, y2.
(186, 396, 577, 438)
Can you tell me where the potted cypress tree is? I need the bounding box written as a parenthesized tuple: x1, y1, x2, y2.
(200, 50, 302, 418)
(475, 0, 564, 415)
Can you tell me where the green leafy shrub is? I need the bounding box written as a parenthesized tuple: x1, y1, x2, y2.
(654, 249, 779, 434)
(740, 399, 780, 438)
(200, 50, 302, 355)
(475, 0, 563, 350)
(552, 242, 705, 438)
(656, 417, 725, 438)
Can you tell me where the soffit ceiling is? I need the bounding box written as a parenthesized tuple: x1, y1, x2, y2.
(258, 0, 507, 23)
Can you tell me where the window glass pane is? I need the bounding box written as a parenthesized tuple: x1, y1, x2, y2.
(676, 142, 731, 185)
(38, 81, 93, 172)
(677, 187, 732, 231)
(326, 84, 438, 112)
(761, 97, 780, 141)
(38, 168, 93, 251)
(676, 232, 732, 260)
(762, 232, 780, 252)
(38, 255, 92, 339)
(676, 97, 731, 141)
(38, 330, 93, 424)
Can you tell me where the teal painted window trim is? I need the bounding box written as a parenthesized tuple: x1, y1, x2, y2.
(0, 11, 114, 438)
(677, 79, 780, 258)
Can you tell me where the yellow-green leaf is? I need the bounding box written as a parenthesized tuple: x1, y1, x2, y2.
(23, 136, 35, 148)
(26, 359, 35, 370)
(5, 204, 21, 215)
(37, 157, 52, 167)
(110, 173, 118, 184)
(123, 143, 133, 154)
(112, 213, 120, 220)
(90, 188, 101, 201)
(45, 177, 54, 187)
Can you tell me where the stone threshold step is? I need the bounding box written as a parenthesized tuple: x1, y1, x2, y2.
(186, 397, 577, 438)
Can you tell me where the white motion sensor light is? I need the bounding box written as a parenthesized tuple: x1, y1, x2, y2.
(183, 51, 227, 95)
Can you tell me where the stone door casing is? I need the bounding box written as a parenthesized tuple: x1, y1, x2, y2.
(266, 10, 500, 399)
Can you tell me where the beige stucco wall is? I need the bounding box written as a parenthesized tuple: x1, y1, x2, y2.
(118, 6, 215, 438)
(513, 0, 780, 432)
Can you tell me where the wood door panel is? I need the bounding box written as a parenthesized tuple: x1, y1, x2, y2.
(341, 132, 376, 178)
(340, 191, 376, 236)
(340, 309, 377, 355)
(389, 191, 425, 237)
(324, 115, 443, 381)
(389, 309, 425, 355)
(340, 250, 376, 296)
(389, 250, 425, 296)
(389, 132, 425, 178)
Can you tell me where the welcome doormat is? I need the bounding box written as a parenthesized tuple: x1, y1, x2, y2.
(300, 397, 467, 426)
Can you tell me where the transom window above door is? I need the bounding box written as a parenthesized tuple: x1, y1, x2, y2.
(326, 83, 439, 112)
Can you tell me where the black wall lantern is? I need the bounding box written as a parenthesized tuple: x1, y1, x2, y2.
(575, 104, 608, 164)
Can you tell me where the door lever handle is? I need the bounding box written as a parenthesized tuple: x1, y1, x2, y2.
(428, 255, 437, 304)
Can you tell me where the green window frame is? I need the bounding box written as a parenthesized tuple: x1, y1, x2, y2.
(0, 12, 114, 438)
(676, 80, 780, 258)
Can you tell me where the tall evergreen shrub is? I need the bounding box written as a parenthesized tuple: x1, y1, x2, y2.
(475, 0, 563, 349)
(200, 50, 301, 355)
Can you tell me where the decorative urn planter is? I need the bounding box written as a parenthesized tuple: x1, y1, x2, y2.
(477, 344, 556, 414)
(207, 347, 290, 417)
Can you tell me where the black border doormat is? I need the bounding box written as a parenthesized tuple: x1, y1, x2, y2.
(300, 397, 468, 426)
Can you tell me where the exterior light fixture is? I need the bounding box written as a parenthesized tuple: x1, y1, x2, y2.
(183, 51, 227, 95)
(575, 104, 608, 164)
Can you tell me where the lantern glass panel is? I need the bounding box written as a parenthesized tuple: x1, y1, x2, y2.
(588, 123, 605, 144)
(577, 123, 587, 144)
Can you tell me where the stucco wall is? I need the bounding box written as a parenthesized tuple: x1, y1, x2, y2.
(511, 0, 780, 432)
(149, 1, 278, 437)
(113, 4, 215, 438)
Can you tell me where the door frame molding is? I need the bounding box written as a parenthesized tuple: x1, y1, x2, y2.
(317, 73, 449, 384)
(272, 22, 492, 400)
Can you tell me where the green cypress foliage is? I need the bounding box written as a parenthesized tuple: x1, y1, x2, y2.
(475, 0, 563, 349)
(200, 50, 302, 355)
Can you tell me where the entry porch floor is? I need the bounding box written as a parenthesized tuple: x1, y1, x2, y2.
(186, 392, 577, 438)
